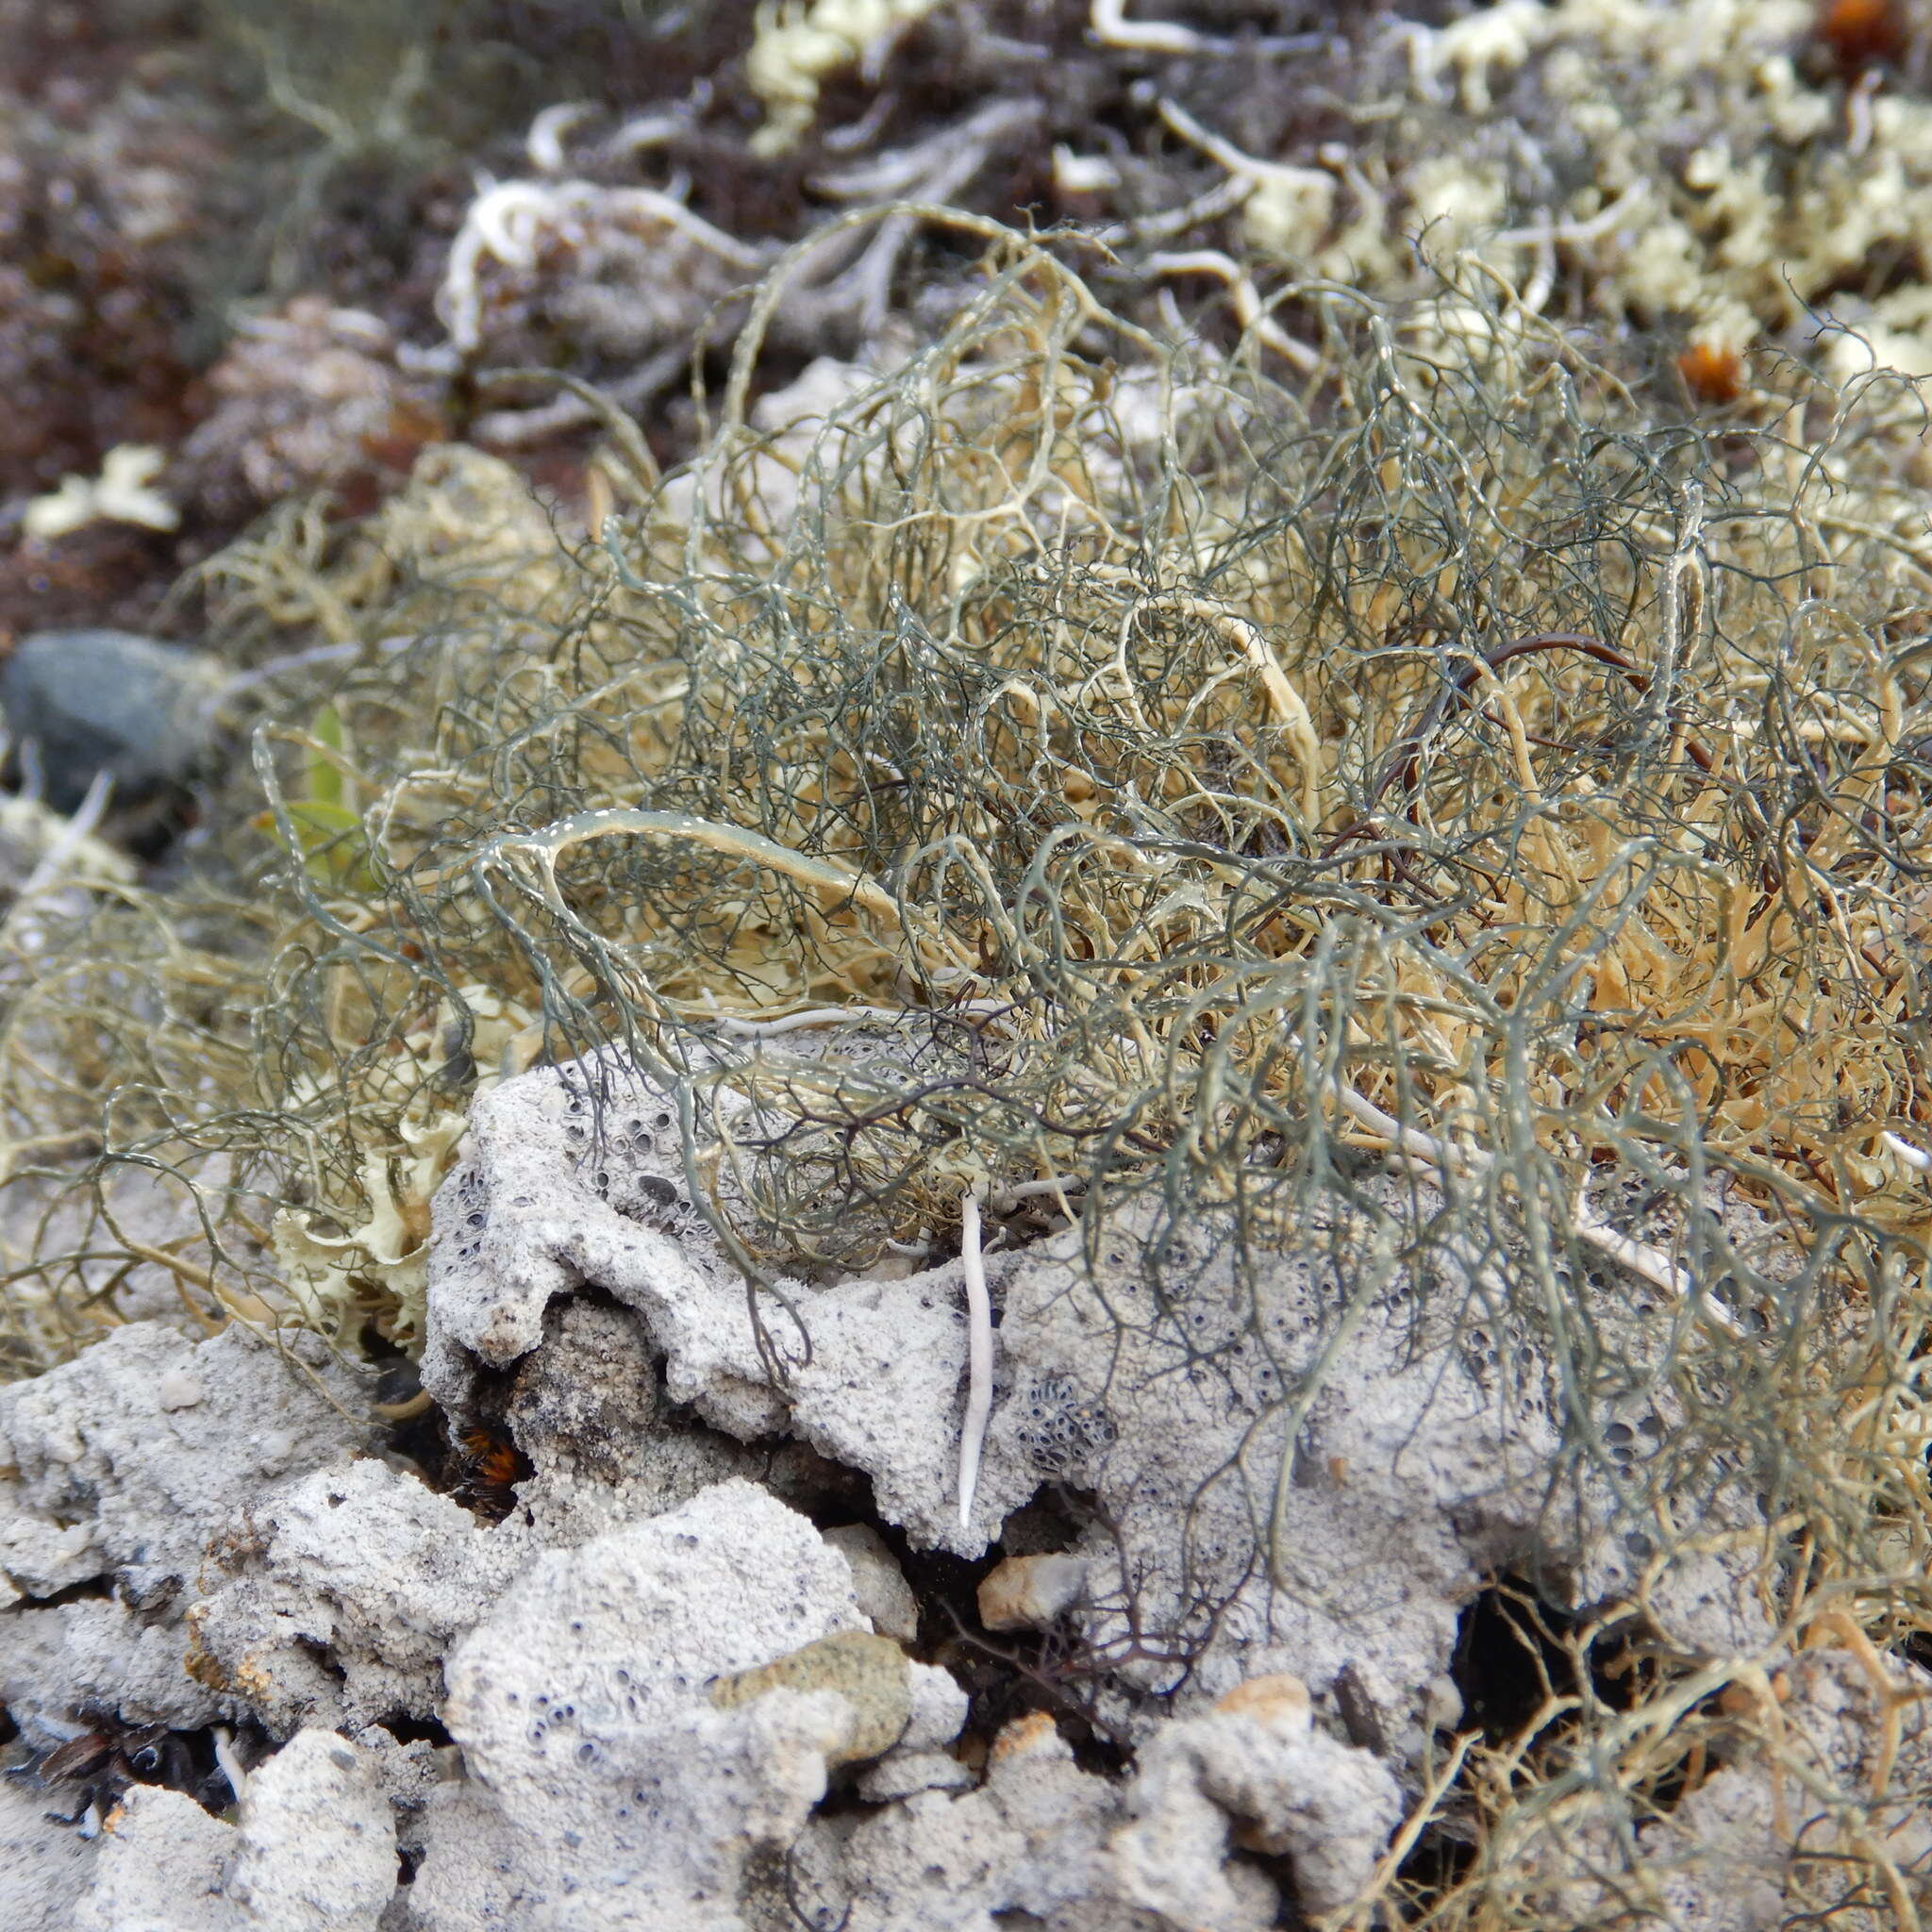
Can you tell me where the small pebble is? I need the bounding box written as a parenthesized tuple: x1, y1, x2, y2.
(709, 1629, 909, 1766)
(156, 1372, 203, 1411)
(0, 629, 223, 814)
(1215, 1673, 1312, 1738)
(976, 1552, 1089, 1631)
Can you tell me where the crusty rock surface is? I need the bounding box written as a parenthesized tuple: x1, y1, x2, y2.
(421, 1052, 1760, 1754)
(0, 1058, 1795, 1929)
(420, 1479, 965, 1930)
(185, 1457, 525, 1738)
(0, 1771, 97, 1927)
(0, 1322, 368, 1735)
(69, 1729, 394, 1932)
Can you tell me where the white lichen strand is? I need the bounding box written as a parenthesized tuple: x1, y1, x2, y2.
(957, 1189, 992, 1531)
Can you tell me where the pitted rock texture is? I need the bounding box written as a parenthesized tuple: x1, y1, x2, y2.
(185, 1457, 526, 1738)
(419, 1478, 966, 1931)
(0, 1322, 368, 1734)
(419, 1051, 1757, 1753)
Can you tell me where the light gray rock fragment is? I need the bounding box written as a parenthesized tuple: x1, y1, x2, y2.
(854, 1749, 975, 1802)
(2, 1596, 230, 1736)
(424, 1479, 884, 1929)
(0, 1322, 367, 1737)
(1112, 1676, 1404, 1919)
(0, 1322, 367, 1603)
(185, 1458, 525, 1737)
(0, 629, 224, 815)
(785, 1712, 1269, 1932)
(72, 1730, 396, 1932)
(75, 1784, 235, 1932)
(821, 1524, 919, 1643)
(499, 1296, 762, 1546)
(228, 1728, 396, 1931)
(977, 1552, 1089, 1631)
(0, 1770, 97, 1929)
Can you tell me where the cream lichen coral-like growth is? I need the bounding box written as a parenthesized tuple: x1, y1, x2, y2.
(744, 0, 941, 157)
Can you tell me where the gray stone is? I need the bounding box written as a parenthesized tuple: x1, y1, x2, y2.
(229, 1728, 396, 1931)
(0, 630, 224, 815)
(427, 1479, 872, 1929)
(822, 1524, 919, 1644)
(0, 1771, 97, 1929)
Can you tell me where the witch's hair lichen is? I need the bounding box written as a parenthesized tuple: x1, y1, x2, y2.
(5, 225, 1932, 1920)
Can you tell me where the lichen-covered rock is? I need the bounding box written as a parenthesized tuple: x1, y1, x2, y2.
(425, 1479, 891, 1928)
(1112, 1676, 1405, 1920)
(184, 1458, 525, 1737)
(75, 1783, 236, 1932)
(821, 1524, 919, 1644)
(1, 1595, 231, 1736)
(977, 1553, 1089, 1632)
(422, 1052, 1752, 1754)
(781, 1711, 1265, 1932)
(0, 1770, 97, 1928)
(227, 1728, 396, 1931)
(710, 1630, 910, 1767)
(0, 1323, 367, 1601)
(498, 1296, 763, 1547)
(0, 1322, 368, 1735)
(70, 1729, 395, 1932)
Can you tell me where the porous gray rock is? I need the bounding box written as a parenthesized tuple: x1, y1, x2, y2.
(75, 1783, 235, 1932)
(0, 629, 223, 814)
(0, 1322, 368, 1602)
(0, 1770, 98, 1928)
(227, 1728, 396, 1931)
(821, 1524, 919, 1644)
(782, 1708, 1275, 1932)
(497, 1295, 763, 1546)
(422, 1051, 1750, 1756)
(414, 1477, 956, 1930)
(1112, 1676, 1405, 1920)
(1, 1595, 231, 1737)
(184, 1457, 525, 1737)
(0, 1322, 368, 1735)
(71, 1729, 396, 1932)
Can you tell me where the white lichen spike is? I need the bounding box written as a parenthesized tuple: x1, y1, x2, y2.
(958, 1190, 992, 1532)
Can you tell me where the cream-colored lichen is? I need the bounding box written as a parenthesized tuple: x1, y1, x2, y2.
(23, 444, 179, 542)
(745, 0, 941, 158)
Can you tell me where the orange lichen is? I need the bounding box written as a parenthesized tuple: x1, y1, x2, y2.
(1816, 0, 1907, 73)
(1677, 341, 1745, 404)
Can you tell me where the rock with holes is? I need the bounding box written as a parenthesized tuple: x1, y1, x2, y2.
(424, 1050, 1783, 1761)
(0, 1323, 368, 1736)
(415, 1478, 953, 1930)
(777, 1708, 1280, 1932)
(183, 1457, 526, 1737)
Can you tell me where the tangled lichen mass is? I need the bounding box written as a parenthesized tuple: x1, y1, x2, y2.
(8, 3, 1932, 1924)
